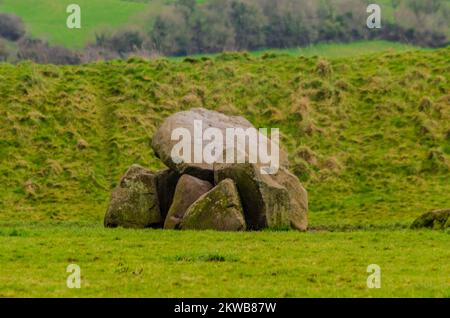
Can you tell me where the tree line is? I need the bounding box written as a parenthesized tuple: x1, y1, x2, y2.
(0, 12, 82, 64)
(145, 0, 449, 56)
(1, 0, 449, 64)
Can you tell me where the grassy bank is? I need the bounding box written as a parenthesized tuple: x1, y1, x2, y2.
(1, 224, 449, 297)
(1, 47, 449, 228)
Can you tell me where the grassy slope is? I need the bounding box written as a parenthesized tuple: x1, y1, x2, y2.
(1, 46, 449, 228)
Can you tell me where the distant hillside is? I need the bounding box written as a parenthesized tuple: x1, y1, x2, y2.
(183, 40, 423, 60)
(0, 0, 207, 49)
(0, 47, 449, 228)
(0, 0, 152, 48)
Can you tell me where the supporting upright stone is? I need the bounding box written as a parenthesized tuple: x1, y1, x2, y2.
(180, 179, 246, 231)
(164, 174, 213, 229)
(104, 165, 162, 229)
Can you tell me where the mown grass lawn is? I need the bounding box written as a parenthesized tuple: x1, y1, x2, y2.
(0, 223, 448, 297)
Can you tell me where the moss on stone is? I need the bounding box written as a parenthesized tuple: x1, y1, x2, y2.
(181, 179, 246, 231)
(104, 165, 161, 229)
(411, 209, 450, 230)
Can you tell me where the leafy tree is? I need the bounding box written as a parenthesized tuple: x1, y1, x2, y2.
(0, 39, 9, 61)
(0, 13, 25, 41)
(229, 1, 265, 50)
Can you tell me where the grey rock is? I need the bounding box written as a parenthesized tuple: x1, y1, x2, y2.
(164, 174, 213, 229)
(180, 179, 246, 231)
(152, 108, 288, 180)
(104, 164, 161, 228)
(214, 162, 290, 230)
(411, 209, 450, 230)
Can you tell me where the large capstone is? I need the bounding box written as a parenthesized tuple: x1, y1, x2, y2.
(151, 108, 288, 181)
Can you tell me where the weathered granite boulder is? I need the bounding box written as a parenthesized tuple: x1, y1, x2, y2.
(272, 167, 308, 231)
(180, 179, 246, 231)
(104, 165, 161, 228)
(411, 209, 450, 230)
(151, 108, 288, 180)
(164, 174, 213, 229)
(214, 162, 291, 230)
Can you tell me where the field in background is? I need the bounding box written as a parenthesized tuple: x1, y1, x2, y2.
(251, 41, 423, 58)
(180, 41, 423, 60)
(0, 0, 153, 48)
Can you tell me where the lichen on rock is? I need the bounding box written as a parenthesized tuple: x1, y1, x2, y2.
(180, 179, 246, 231)
(104, 164, 162, 229)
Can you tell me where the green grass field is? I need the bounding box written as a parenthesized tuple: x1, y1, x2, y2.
(251, 41, 422, 58)
(1, 225, 449, 297)
(179, 40, 423, 60)
(0, 0, 153, 48)
(0, 45, 449, 297)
